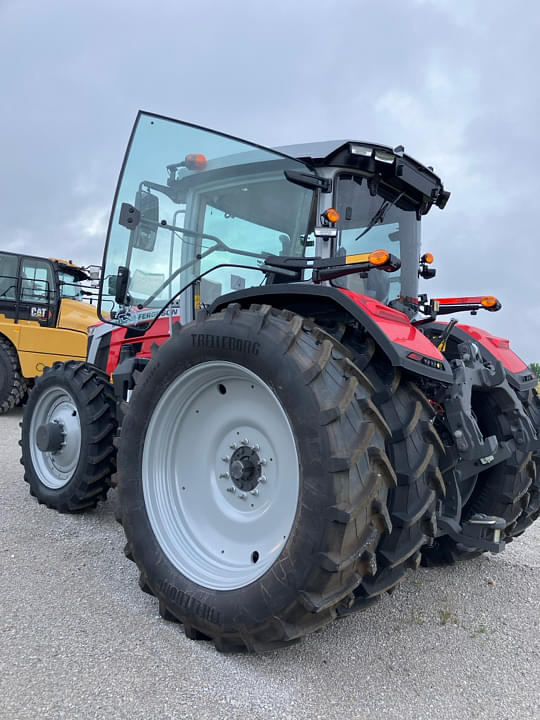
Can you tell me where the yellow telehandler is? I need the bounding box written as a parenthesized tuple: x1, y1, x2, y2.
(0, 250, 99, 412)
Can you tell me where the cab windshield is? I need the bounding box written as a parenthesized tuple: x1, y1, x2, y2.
(58, 271, 85, 299)
(101, 114, 317, 330)
(333, 174, 420, 304)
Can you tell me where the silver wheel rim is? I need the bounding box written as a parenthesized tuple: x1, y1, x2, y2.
(142, 361, 300, 591)
(29, 386, 82, 490)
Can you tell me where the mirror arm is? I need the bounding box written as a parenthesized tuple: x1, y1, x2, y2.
(119, 203, 141, 230)
(139, 180, 176, 201)
(284, 170, 331, 192)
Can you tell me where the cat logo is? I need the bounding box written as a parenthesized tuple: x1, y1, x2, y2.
(31, 307, 49, 320)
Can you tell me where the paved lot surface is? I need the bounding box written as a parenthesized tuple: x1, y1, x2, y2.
(1, 408, 539, 720)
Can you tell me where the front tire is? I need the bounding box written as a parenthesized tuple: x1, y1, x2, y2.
(21, 361, 117, 512)
(117, 305, 395, 652)
(0, 336, 27, 414)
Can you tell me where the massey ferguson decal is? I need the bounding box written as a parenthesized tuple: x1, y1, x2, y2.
(116, 305, 181, 325)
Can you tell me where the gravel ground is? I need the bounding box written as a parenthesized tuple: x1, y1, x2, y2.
(1, 407, 539, 720)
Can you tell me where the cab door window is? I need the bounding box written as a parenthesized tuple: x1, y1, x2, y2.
(20, 259, 56, 304)
(0, 253, 18, 300)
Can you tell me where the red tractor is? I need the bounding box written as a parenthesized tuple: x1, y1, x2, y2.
(21, 113, 539, 653)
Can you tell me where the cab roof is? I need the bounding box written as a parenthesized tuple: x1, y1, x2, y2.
(274, 140, 450, 214)
(50, 258, 90, 281)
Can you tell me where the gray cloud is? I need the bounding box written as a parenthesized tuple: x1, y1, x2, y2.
(1, 0, 539, 360)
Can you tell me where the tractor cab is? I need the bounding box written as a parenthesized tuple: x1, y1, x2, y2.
(100, 113, 449, 331)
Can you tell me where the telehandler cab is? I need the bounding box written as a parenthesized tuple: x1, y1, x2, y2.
(0, 253, 99, 413)
(20, 113, 539, 653)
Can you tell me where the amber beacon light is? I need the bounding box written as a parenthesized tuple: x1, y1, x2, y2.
(185, 154, 208, 171)
(323, 208, 340, 224)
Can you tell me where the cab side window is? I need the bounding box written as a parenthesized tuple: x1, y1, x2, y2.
(20, 259, 56, 304)
(0, 253, 18, 300)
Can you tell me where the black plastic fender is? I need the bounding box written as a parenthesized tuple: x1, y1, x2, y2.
(209, 285, 453, 383)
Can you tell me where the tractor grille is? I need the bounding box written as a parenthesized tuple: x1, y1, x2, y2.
(93, 333, 111, 372)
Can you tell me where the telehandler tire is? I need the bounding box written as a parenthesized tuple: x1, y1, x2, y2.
(21, 361, 117, 512)
(117, 304, 395, 652)
(0, 336, 27, 414)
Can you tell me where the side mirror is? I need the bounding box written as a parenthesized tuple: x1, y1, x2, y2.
(107, 274, 117, 297)
(113, 266, 130, 305)
(133, 190, 159, 251)
(86, 265, 101, 281)
(119, 191, 159, 252)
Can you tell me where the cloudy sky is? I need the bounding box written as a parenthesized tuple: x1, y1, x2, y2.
(1, 0, 539, 362)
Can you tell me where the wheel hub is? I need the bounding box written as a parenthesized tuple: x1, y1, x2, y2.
(229, 446, 261, 491)
(36, 421, 65, 453)
(29, 387, 82, 489)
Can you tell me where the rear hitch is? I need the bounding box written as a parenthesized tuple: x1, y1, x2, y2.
(437, 514, 506, 553)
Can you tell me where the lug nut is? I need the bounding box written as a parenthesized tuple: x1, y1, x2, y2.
(238, 492, 246, 500)
(241, 438, 249, 445)
(221, 456, 230, 463)
(253, 443, 260, 451)
(226, 486, 236, 494)
(260, 458, 267, 466)
(260, 475, 267, 483)
(229, 443, 237, 450)
(250, 489, 259, 497)
(219, 472, 230, 479)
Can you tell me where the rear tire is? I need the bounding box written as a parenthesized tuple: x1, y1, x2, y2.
(21, 361, 117, 512)
(421, 387, 535, 565)
(336, 340, 444, 612)
(117, 305, 395, 652)
(0, 336, 27, 414)
(512, 388, 540, 535)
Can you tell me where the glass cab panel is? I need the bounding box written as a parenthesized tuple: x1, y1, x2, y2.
(333, 174, 421, 304)
(101, 114, 317, 330)
(58, 271, 85, 300)
(0, 252, 18, 300)
(20, 258, 56, 304)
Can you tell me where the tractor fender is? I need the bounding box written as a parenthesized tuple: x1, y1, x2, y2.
(426, 321, 536, 392)
(209, 285, 453, 382)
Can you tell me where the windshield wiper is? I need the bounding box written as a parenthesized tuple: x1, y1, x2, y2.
(353, 191, 405, 242)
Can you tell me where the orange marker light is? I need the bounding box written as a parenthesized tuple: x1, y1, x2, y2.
(422, 252, 434, 264)
(369, 249, 390, 266)
(185, 153, 207, 171)
(324, 208, 340, 224)
(481, 296, 499, 308)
